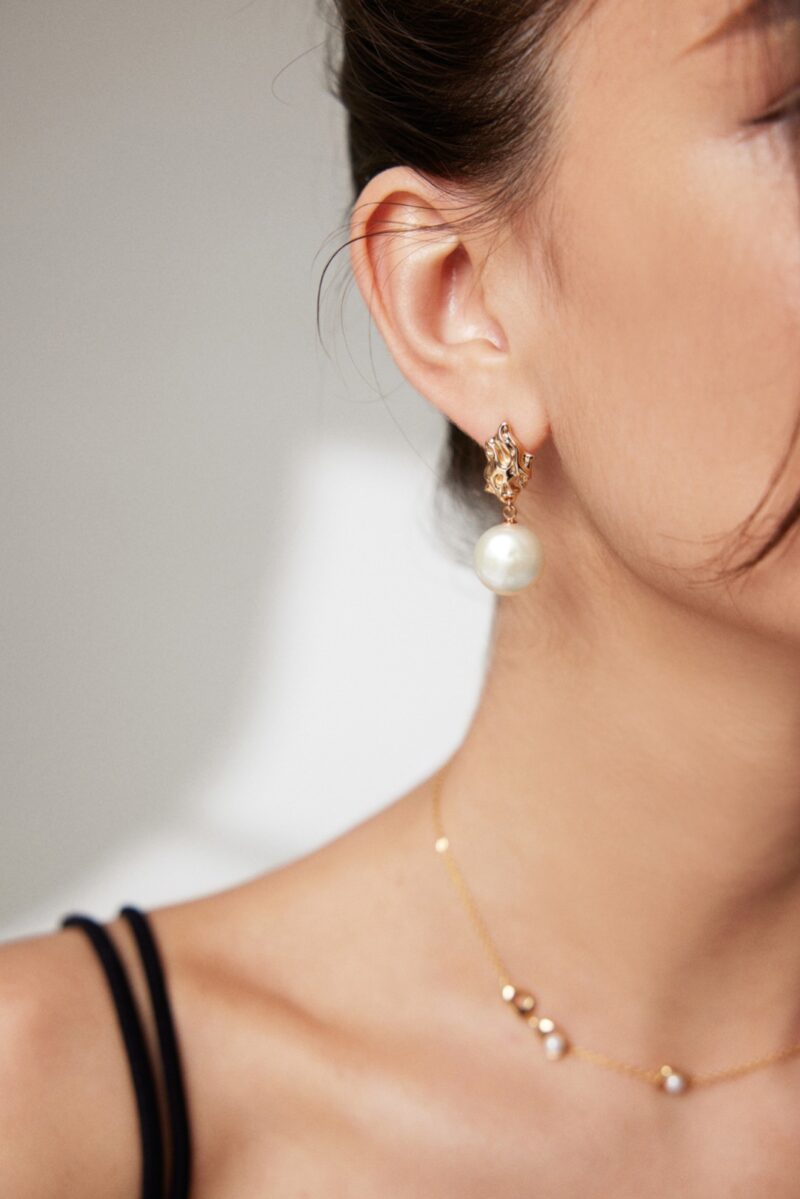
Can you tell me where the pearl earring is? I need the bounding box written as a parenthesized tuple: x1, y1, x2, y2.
(473, 421, 543, 595)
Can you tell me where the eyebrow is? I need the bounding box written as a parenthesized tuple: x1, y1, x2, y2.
(683, 0, 797, 55)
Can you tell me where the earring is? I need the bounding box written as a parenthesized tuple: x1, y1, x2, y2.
(473, 421, 543, 595)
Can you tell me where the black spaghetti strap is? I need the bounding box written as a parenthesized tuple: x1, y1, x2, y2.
(60, 912, 165, 1199)
(119, 906, 192, 1199)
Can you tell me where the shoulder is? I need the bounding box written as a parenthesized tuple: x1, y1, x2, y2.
(138, 782, 445, 1190)
(0, 920, 145, 1199)
(0, 781, 445, 1195)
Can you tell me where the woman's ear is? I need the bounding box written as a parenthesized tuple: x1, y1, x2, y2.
(347, 165, 549, 453)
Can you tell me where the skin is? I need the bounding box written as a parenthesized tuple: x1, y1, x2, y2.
(2, 0, 800, 1195)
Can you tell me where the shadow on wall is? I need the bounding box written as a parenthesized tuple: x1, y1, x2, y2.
(0, 0, 385, 922)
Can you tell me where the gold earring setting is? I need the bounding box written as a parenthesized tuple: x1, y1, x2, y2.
(473, 421, 543, 595)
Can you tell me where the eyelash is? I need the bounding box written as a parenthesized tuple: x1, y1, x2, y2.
(752, 83, 800, 126)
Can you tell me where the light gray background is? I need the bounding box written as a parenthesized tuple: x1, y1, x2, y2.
(1, 0, 494, 940)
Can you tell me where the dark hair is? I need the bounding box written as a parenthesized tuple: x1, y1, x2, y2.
(316, 0, 799, 584)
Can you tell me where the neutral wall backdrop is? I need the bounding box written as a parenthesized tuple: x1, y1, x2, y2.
(1, 0, 494, 940)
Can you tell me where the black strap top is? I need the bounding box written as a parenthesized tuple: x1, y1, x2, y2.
(59, 906, 192, 1199)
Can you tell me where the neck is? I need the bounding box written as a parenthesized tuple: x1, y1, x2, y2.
(440, 528, 800, 1073)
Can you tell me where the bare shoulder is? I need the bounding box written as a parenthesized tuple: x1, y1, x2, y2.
(139, 780, 460, 1193)
(0, 919, 147, 1199)
(0, 781, 481, 1198)
(0, 785, 606, 1196)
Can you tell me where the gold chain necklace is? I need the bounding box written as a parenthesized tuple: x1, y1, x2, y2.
(431, 763, 800, 1096)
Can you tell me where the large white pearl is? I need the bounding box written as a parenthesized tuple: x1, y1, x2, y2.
(474, 522, 543, 595)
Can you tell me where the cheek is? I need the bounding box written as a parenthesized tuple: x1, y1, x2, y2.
(547, 117, 800, 584)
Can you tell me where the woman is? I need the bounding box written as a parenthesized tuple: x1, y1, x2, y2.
(2, 0, 799, 1194)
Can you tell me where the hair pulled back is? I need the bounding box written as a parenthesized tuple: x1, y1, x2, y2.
(318, 0, 585, 551)
(318, 0, 800, 579)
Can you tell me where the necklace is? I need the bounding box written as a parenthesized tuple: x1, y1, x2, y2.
(431, 763, 800, 1096)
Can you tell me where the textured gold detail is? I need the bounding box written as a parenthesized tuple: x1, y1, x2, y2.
(482, 421, 534, 523)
